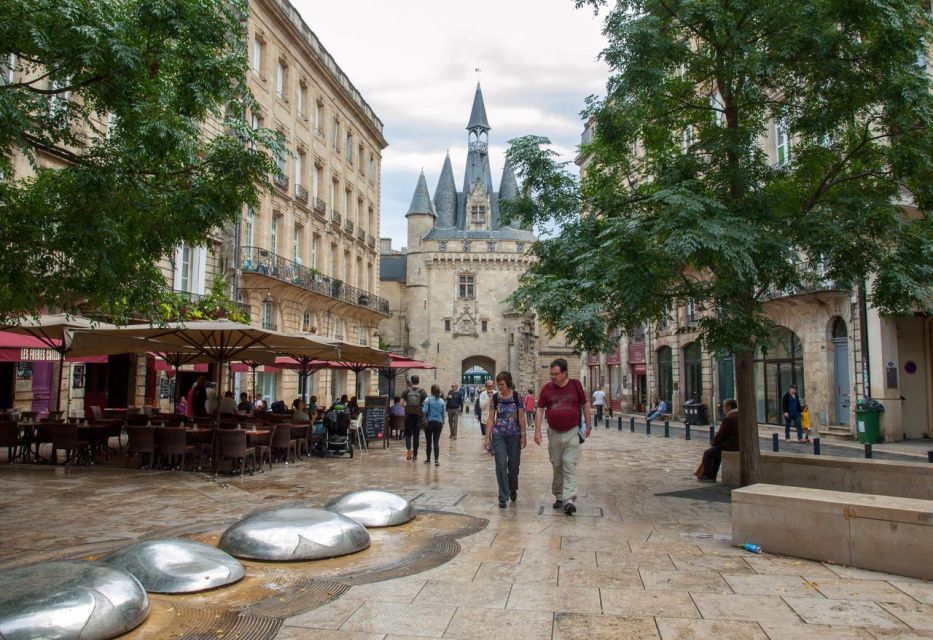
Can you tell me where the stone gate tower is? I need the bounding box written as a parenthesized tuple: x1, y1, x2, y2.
(380, 84, 575, 392)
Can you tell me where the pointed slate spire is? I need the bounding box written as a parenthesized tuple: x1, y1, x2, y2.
(498, 163, 519, 202)
(434, 152, 458, 228)
(466, 82, 491, 133)
(405, 171, 435, 217)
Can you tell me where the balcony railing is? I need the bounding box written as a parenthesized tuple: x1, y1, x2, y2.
(367, 234, 376, 249)
(356, 228, 366, 242)
(240, 245, 390, 316)
(170, 289, 251, 319)
(312, 197, 326, 213)
(331, 210, 341, 225)
(345, 219, 354, 233)
(295, 184, 309, 203)
(273, 172, 288, 189)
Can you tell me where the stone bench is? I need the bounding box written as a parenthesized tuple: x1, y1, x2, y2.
(721, 451, 933, 500)
(732, 484, 933, 580)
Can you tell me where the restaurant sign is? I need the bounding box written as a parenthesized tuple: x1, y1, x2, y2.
(19, 348, 59, 362)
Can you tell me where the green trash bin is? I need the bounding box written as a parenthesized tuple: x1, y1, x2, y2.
(855, 399, 884, 444)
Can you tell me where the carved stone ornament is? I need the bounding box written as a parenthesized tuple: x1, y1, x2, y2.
(453, 303, 479, 337)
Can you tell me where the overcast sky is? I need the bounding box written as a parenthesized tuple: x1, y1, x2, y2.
(291, 0, 610, 249)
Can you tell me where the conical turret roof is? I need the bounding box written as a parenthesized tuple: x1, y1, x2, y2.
(466, 83, 490, 132)
(434, 152, 458, 228)
(499, 163, 519, 202)
(405, 171, 435, 217)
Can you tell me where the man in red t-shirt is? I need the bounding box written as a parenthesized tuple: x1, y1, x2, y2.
(534, 358, 592, 515)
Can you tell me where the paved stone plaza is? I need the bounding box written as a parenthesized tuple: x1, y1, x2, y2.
(1, 415, 931, 639)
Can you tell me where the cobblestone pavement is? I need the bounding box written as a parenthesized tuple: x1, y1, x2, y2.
(1, 413, 931, 639)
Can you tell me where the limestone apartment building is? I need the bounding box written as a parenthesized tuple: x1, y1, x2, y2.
(1, 0, 388, 416)
(379, 84, 579, 396)
(577, 102, 932, 442)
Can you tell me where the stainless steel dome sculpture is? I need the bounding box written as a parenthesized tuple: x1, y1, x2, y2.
(324, 490, 416, 527)
(219, 506, 371, 561)
(0, 560, 149, 640)
(102, 538, 245, 594)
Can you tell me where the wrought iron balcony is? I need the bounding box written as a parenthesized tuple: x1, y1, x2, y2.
(356, 227, 366, 242)
(240, 245, 389, 316)
(273, 172, 288, 189)
(312, 197, 326, 213)
(170, 289, 251, 319)
(345, 219, 354, 233)
(367, 234, 376, 249)
(331, 210, 341, 225)
(294, 184, 309, 203)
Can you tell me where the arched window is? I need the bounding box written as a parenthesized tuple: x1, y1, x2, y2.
(683, 342, 702, 403)
(657, 346, 673, 405)
(754, 326, 804, 424)
(832, 317, 847, 339)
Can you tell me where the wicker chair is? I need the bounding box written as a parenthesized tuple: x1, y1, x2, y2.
(269, 424, 297, 464)
(154, 427, 197, 471)
(51, 424, 91, 465)
(248, 429, 273, 472)
(213, 429, 256, 477)
(290, 424, 311, 459)
(389, 414, 405, 441)
(125, 426, 156, 468)
(0, 421, 22, 463)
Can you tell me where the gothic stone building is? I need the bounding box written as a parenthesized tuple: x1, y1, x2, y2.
(379, 84, 577, 394)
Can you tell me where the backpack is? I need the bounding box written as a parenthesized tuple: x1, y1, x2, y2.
(404, 387, 423, 415)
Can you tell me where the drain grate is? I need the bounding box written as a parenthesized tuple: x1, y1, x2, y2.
(414, 509, 489, 539)
(239, 576, 350, 618)
(170, 607, 282, 640)
(337, 536, 461, 585)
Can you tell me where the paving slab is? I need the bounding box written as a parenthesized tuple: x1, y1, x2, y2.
(442, 607, 553, 640)
(656, 618, 767, 639)
(552, 612, 660, 640)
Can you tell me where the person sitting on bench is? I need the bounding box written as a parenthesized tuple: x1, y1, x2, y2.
(695, 398, 739, 482)
(646, 398, 667, 422)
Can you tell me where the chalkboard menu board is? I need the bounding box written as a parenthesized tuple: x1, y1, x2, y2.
(362, 396, 389, 444)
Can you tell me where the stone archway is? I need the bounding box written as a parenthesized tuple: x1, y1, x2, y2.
(461, 355, 496, 389)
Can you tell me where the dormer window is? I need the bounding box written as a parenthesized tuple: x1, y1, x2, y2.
(471, 205, 486, 224)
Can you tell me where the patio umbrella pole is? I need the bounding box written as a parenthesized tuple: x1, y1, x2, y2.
(55, 350, 65, 415)
(173, 364, 180, 414)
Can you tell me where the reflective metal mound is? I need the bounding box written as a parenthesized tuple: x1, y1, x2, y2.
(102, 538, 245, 594)
(219, 506, 371, 561)
(324, 490, 416, 527)
(0, 560, 149, 640)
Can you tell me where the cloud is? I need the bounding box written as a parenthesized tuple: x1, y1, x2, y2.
(290, 0, 609, 249)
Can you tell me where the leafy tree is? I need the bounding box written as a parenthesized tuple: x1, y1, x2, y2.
(503, 0, 933, 485)
(0, 0, 282, 322)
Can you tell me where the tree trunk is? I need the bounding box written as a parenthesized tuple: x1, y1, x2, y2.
(735, 348, 761, 486)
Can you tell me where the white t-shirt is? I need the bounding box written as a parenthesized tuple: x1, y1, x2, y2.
(592, 390, 606, 406)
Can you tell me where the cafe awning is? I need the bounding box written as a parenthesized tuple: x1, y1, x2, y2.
(0, 332, 106, 363)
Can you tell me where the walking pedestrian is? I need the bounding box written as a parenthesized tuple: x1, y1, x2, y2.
(782, 384, 803, 441)
(423, 384, 446, 466)
(523, 389, 535, 430)
(403, 375, 428, 461)
(592, 387, 606, 426)
(478, 379, 495, 439)
(485, 371, 526, 508)
(446, 383, 464, 439)
(695, 398, 739, 481)
(534, 358, 591, 516)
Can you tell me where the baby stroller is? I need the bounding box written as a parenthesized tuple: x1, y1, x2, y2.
(314, 406, 353, 458)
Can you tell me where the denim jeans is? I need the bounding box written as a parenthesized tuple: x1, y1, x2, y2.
(424, 420, 443, 461)
(785, 414, 802, 440)
(491, 433, 522, 503)
(404, 413, 421, 456)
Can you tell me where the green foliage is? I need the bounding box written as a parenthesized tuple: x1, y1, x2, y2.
(157, 278, 248, 324)
(0, 0, 283, 322)
(504, 0, 933, 356)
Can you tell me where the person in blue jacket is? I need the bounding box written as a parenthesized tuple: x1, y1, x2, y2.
(422, 384, 447, 466)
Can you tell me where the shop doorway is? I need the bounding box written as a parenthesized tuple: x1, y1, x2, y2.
(754, 327, 805, 424)
(831, 318, 850, 426)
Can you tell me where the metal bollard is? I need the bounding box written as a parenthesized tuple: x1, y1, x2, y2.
(594, 416, 599, 429)
(772, 433, 779, 452)
(618, 416, 622, 431)
(709, 425, 715, 445)
(685, 424, 691, 440)
(646, 419, 651, 435)
(664, 420, 670, 438)
(864, 443, 873, 459)
(928, 450, 933, 463)
(630, 417, 635, 432)
(813, 437, 821, 455)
